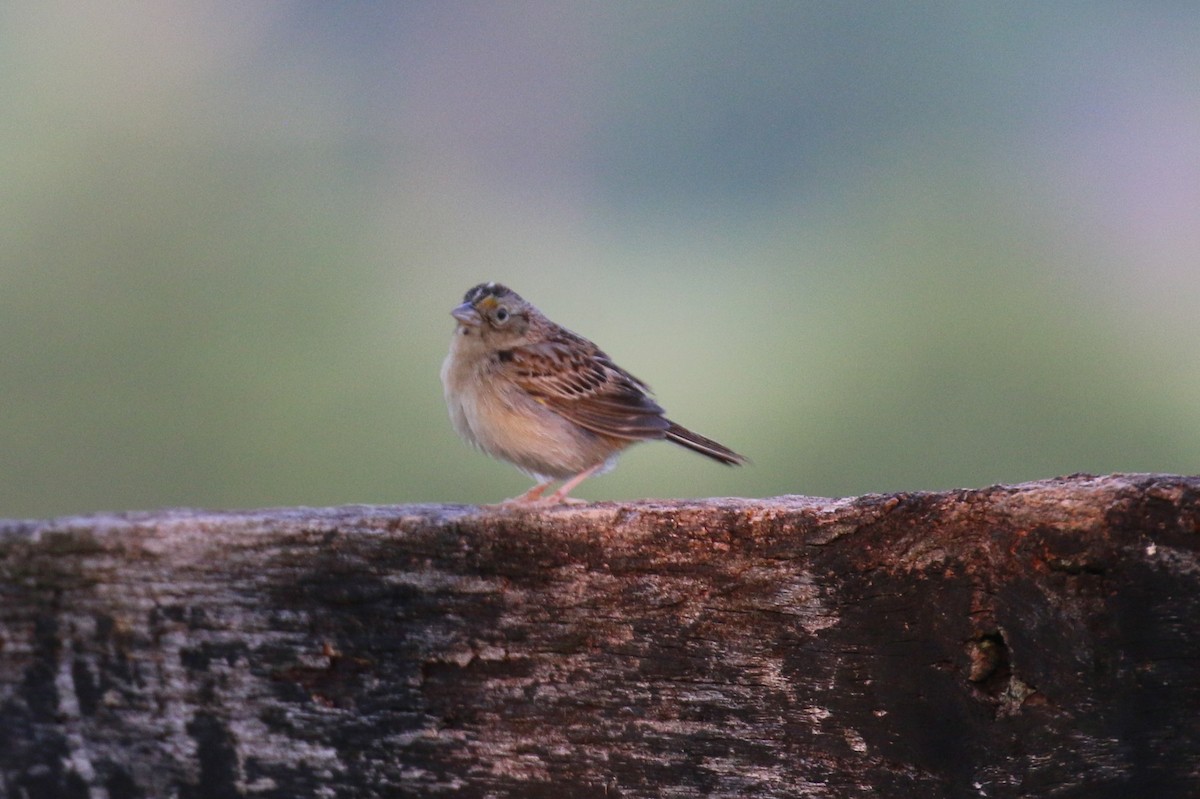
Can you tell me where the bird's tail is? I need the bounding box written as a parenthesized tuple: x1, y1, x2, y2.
(664, 422, 748, 466)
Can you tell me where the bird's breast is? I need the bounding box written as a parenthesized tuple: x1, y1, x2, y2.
(441, 343, 624, 479)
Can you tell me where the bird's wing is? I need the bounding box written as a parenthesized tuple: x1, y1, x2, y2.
(501, 334, 670, 440)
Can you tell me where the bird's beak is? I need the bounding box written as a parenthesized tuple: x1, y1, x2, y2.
(451, 302, 483, 326)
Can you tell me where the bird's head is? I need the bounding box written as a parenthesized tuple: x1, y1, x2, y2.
(450, 282, 533, 343)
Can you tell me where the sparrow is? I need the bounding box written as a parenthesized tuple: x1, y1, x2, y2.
(440, 282, 747, 504)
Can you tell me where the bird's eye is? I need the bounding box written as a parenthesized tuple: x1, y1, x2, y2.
(494, 307, 510, 323)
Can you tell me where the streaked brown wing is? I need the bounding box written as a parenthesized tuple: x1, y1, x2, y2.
(503, 335, 670, 440)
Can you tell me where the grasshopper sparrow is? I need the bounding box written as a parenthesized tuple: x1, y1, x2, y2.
(441, 282, 746, 504)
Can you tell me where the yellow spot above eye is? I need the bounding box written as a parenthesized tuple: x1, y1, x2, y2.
(477, 296, 499, 311)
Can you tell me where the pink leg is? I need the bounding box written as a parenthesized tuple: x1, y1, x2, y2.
(497, 480, 554, 506)
(544, 463, 604, 505)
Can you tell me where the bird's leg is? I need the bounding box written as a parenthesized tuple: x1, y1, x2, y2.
(543, 463, 604, 505)
(498, 479, 555, 505)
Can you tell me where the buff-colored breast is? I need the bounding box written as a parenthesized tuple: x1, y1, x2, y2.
(441, 332, 626, 480)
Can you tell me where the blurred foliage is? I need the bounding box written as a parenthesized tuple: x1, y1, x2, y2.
(2, 3, 1197, 517)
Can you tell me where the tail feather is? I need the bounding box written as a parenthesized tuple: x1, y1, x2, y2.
(664, 422, 748, 466)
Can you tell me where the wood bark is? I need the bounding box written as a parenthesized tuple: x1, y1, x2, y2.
(1, 474, 1198, 798)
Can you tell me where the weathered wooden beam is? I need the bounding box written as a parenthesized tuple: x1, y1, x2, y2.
(1, 474, 1197, 798)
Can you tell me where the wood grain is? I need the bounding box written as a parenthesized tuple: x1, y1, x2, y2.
(1, 474, 1197, 798)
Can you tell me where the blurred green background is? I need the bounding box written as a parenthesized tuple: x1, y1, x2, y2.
(3, 3, 1198, 518)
